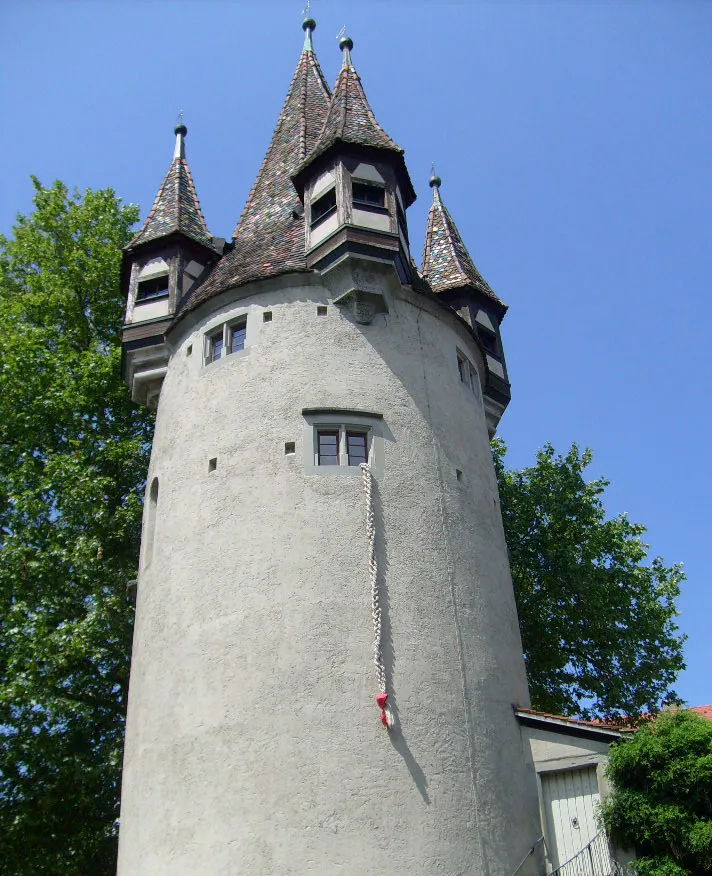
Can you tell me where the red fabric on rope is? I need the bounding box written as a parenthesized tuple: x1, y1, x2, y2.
(376, 692, 390, 729)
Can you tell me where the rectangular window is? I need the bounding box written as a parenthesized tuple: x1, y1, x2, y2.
(479, 329, 498, 354)
(396, 201, 409, 243)
(457, 353, 471, 388)
(352, 182, 386, 211)
(317, 430, 340, 465)
(205, 315, 249, 365)
(209, 330, 224, 363)
(305, 410, 381, 475)
(346, 431, 368, 466)
(230, 319, 247, 354)
(136, 274, 169, 303)
(311, 188, 337, 227)
(457, 350, 481, 401)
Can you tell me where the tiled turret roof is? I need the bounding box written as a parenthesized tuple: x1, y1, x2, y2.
(303, 37, 401, 166)
(181, 20, 331, 312)
(127, 125, 215, 252)
(421, 176, 504, 307)
(292, 36, 415, 207)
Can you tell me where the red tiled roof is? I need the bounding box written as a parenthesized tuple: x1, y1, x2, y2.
(689, 705, 712, 721)
(515, 707, 629, 732)
(421, 180, 503, 306)
(518, 705, 712, 730)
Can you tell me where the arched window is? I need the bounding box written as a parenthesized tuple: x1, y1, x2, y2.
(144, 477, 159, 569)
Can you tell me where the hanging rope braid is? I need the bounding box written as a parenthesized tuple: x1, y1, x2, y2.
(360, 462, 393, 730)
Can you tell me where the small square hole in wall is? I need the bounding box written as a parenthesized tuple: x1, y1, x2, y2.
(208, 457, 217, 473)
(186, 344, 193, 356)
(317, 305, 328, 316)
(284, 442, 296, 455)
(456, 469, 463, 482)
(263, 311, 273, 323)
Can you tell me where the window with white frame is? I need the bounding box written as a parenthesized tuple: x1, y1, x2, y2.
(205, 317, 247, 364)
(457, 350, 481, 401)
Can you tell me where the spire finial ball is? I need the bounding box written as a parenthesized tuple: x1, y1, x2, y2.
(302, 17, 316, 32)
(174, 123, 188, 138)
(339, 35, 354, 52)
(429, 174, 442, 189)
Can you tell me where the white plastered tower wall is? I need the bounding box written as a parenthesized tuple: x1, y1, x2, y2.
(116, 273, 544, 875)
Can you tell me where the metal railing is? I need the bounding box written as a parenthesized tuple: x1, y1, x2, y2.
(549, 831, 619, 876)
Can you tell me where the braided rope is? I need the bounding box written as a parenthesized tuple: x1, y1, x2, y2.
(360, 462, 392, 729)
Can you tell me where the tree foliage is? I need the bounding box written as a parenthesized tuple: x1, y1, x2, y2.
(0, 179, 151, 875)
(602, 710, 712, 875)
(493, 439, 685, 720)
(0, 179, 689, 872)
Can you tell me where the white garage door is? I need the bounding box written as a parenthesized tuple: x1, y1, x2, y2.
(541, 766, 611, 872)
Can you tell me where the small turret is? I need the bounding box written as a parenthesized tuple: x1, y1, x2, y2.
(422, 173, 511, 434)
(291, 35, 416, 324)
(121, 123, 221, 407)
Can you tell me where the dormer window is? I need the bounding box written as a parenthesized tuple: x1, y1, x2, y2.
(136, 274, 169, 303)
(311, 188, 337, 227)
(479, 328, 498, 355)
(396, 201, 409, 243)
(352, 182, 386, 213)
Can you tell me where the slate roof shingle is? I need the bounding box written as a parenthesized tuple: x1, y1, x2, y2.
(421, 180, 504, 308)
(180, 25, 331, 313)
(127, 130, 215, 252)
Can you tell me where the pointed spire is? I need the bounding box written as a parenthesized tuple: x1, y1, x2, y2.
(229, 17, 330, 239)
(303, 16, 316, 52)
(173, 121, 187, 159)
(293, 33, 414, 207)
(339, 34, 353, 69)
(421, 174, 504, 307)
(183, 19, 332, 309)
(127, 123, 215, 251)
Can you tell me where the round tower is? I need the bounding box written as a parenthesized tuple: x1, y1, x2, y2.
(117, 21, 543, 876)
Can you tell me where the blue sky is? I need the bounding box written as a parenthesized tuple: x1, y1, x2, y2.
(1, 2, 710, 709)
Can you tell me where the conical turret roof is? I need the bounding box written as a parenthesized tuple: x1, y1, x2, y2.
(183, 19, 331, 310)
(306, 38, 399, 162)
(421, 176, 504, 308)
(127, 124, 216, 252)
(292, 36, 415, 207)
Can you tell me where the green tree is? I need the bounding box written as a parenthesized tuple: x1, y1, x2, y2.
(0, 179, 151, 875)
(493, 440, 685, 720)
(0, 179, 689, 873)
(602, 710, 712, 875)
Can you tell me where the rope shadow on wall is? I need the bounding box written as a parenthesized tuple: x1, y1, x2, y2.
(361, 463, 430, 805)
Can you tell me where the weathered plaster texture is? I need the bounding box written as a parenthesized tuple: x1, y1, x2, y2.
(117, 278, 542, 875)
(523, 726, 614, 778)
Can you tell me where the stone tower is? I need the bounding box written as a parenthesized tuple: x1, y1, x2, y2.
(117, 20, 543, 876)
